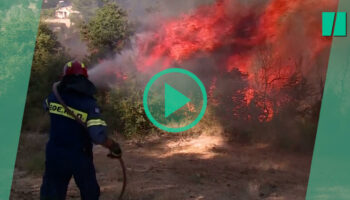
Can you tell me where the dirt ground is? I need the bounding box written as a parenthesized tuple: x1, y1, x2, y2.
(11, 133, 311, 200)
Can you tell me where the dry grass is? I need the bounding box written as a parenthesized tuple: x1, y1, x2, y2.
(15, 133, 48, 175)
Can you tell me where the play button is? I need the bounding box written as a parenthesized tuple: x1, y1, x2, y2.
(164, 83, 191, 118)
(143, 68, 207, 132)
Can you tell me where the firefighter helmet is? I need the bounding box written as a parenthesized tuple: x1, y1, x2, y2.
(63, 60, 88, 78)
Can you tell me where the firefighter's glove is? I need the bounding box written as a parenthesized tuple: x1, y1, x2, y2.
(108, 142, 122, 159)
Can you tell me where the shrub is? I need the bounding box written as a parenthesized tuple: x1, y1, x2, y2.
(98, 81, 156, 138)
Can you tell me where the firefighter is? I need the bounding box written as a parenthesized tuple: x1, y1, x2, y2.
(40, 61, 122, 200)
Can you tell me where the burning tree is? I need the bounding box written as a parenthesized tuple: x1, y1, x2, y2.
(89, 0, 337, 148)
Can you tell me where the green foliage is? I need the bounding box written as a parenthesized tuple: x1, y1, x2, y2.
(71, 0, 122, 20)
(32, 23, 61, 72)
(72, 0, 99, 20)
(81, 3, 129, 58)
(22, 23, 71, 132)
(97, 80, 156, 138)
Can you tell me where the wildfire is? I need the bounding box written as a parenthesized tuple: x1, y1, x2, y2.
(128, 0, 337, 122)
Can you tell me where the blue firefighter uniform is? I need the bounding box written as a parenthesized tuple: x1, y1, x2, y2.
(40, 75, 107, 200)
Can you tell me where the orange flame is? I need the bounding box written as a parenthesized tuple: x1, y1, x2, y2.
(135, 0, 337, 122)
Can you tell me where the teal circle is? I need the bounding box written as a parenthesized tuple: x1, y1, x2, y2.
(143, 68, 207, 133)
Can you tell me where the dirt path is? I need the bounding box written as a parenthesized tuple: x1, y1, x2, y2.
(11, 134, 311, 200)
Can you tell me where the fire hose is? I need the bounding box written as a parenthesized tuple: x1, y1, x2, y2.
(53, 82, 127, 200)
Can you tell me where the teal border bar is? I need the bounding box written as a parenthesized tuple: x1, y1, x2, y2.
(334, 12, 347, 36)
(0, 0, 42, 199)
(322, 12, 336, 36)
(306, 1, 350, 199)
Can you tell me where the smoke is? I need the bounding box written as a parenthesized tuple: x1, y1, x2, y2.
(88, 0, 218, 85)
(88, 0, 338, 121)
(88, 44, 138, 88)
(116, 0, 216, 24)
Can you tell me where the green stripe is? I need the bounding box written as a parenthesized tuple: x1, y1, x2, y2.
(306, 1, 350, 199)
(0, 1, 42, 199)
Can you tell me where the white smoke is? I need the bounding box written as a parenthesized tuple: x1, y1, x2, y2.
(87, 0, 216, 88)
(88, 40, 138, 88)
